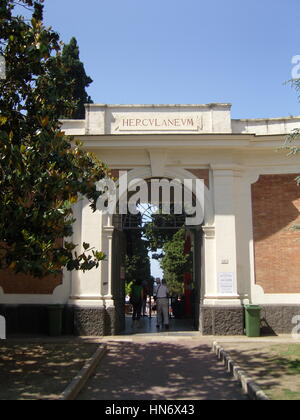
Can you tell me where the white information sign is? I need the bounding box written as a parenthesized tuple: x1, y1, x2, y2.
(218, 272, 235, 295)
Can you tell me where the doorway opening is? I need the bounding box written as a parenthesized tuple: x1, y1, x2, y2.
(111, 185, 203, 336)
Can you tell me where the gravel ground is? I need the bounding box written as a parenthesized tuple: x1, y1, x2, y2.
(0, 341, 99, 400)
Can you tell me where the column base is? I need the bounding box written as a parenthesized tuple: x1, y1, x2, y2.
(203, 295, 244, 306)
(72, 305, 111, 336)
(69, 299, 123, 336)
(200, 304, 244, 336)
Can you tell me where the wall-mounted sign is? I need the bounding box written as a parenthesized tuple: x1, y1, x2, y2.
(218, 272, 234, 295)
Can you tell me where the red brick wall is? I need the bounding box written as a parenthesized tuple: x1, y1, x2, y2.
(110, 169, 129, 180)
(252, 174, 300, 293)
(0, 239, 64, 295)
(0, 270, 62, 294)
(186, 169, 210, 188)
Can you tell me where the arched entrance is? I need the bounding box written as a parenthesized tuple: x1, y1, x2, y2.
(104, 168, 214, 335)
(69, 161, 244, 337)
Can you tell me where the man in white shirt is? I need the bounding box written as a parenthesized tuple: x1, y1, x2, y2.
(156, 279, 170, 330)
(153, 278, 161, 298)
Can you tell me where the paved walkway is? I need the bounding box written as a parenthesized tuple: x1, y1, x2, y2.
(77, 320, 247, 400)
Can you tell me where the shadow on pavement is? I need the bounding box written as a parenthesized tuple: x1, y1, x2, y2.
(78, 340, 247, 400)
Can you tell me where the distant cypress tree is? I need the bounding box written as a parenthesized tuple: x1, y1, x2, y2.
(60, 37, 93, 119)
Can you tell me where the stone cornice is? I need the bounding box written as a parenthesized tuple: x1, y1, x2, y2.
(84, 103, 232, 109)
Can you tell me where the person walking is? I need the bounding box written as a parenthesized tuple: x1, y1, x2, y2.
(153, 278, 161, 299)
(156, 279, 170, 330)
(141, 279, 149, 317)
(130, 279, 143, 325)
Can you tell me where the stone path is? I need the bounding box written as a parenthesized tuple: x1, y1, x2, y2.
(77, 337, 247, 400)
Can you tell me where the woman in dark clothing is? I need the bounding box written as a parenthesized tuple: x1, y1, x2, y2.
(130, 279, 143, 323)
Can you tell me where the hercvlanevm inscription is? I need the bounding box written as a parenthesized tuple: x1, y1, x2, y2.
(114, 114, 203, 132)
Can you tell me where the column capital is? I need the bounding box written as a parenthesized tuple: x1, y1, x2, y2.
(211, 164, 244, 176)
(202, 225, 215, 239)
(103, 226, 114, 237)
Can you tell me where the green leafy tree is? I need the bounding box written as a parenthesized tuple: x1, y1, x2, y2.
(164, 272, 184, 296)
(282, 78, 300, 195)
(58, 37, 93, 119)
(161, 228, 192, 296)
(144, 211, 192, 296)
(0, 0, 107, 277)
(144, 209, 185, 263)
(125, 214, 152, 290)
(144, 215, 179, 253)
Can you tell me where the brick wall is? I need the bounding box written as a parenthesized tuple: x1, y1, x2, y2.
(186, 169, 210, 188)
(252, 174, 300, 293)
(110, 169, 129, 179)
(0, 270, 62, 294)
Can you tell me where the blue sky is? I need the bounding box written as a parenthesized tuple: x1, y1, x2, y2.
(43, 0, 300, 119)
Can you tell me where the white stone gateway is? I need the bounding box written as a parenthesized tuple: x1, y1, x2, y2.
(2, 103, 300, 337)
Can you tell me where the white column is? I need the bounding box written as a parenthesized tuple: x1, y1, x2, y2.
(203, 165, 241, 306)
(68, 198, 104, 307)
(102, 227, 114, 301)
(202, 226, 216, 299)
(101, 214, 115, 307)
(69, 198, 82, 300)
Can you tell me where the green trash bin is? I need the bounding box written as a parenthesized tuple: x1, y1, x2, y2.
(244, 305, 262, 337)
(48, 305, 64, 337)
